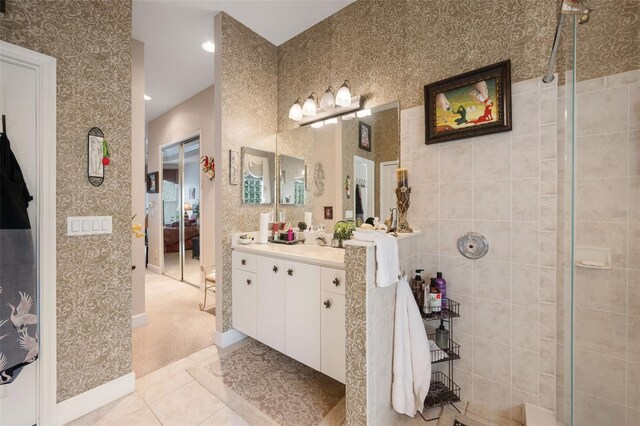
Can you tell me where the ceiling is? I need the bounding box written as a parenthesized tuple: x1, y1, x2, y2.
(133, 0, 354, 122)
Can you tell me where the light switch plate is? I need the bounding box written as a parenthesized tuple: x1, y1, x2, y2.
(67, 216, 112, 236)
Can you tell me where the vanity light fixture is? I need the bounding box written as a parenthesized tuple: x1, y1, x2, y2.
(201, 41, 216, 53)
(356, 109, 371, 118)
(311, 121, 324, 129)
(144, 94, 151, 101)
(302, 92, 319, 116)
(335, 80, 352, 107)
(320, 86, 335, 111)
(289, 99, 303, 121)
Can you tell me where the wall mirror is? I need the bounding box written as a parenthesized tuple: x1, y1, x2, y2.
(241, 146, 276, 205)
(276, 101, 399, 228)
(278, 154, 305, 205)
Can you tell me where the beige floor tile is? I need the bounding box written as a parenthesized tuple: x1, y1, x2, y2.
(197, 406, 249, 426)
(136, 369, 194, 403)
(110, 406, 161, 426)
(148, 381, 226, 426)
(189, 345, 221, 366)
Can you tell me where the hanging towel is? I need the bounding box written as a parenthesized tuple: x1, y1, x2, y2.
(392, 277, 431, 416)
(353, 231, 400, 287)
(0, 116, 38, 385)
(355, 184, 363, 222)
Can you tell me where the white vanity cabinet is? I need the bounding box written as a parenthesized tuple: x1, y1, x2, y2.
(320, 267, 346, 383)
(232, 252, 257, 338)
(231, 247, 346, 383)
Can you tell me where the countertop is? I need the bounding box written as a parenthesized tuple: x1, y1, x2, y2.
(232, 242, 346, 269)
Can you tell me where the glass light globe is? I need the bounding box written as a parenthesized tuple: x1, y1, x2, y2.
(302, 94, 318, 116)
(289, 100, 303, 121)
(320, 86, 335, 111)
(335, 80, 352, 107)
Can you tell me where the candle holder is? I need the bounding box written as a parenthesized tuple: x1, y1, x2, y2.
(395, 186, 413, 233)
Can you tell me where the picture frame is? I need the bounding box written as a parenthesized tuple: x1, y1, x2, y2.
(358, 121, 371, 152)
(147, 172, 159, 193)
(229, 149, 239, 185)
(324, 206, 334, 220)
(424, 59, 512, 144)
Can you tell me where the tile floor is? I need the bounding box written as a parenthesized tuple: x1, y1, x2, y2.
(68, 346, 250, 426)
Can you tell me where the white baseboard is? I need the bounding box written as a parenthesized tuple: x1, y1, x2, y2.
(524, 403, 556, 426)
(146, 264, 160, 274)
(214, 329, 246, 348)
(56, 372, 135, 425)
(131, 312, 148, 328)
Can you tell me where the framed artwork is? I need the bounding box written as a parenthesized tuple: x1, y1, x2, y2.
(147, 172, 159, 193)
(324, 206, 334, 220)
(229, 149, 239, 185)
(424, 59, 512, 144)
(87, 127, 105, 187)
(358, 121, 371, 151)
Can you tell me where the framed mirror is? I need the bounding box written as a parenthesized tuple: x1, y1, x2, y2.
(241, 146, 276, 205)
(275, 101, 399, 228)
(278, 154, 305, 205)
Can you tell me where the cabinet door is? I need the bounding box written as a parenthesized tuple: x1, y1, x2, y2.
(284, 261, 321, 370)
(321, 290, 346, 383)
(232, 269, 257, 338)
(257, 256, 285, 352)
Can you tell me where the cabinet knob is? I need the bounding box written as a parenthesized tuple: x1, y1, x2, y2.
(287, 269, 293, 276)
(246, 279, 252, 285)
(333, 277, 341, 287)
(273, 265, 278, 273)
(324, 300, 332, 309)
(241, 259, 247, 266)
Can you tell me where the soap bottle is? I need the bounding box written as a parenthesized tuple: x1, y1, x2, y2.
(435, 272, 447, 308)
(412, 269, 425, 309)
(427, 278, 442, 313)
(435, 319, 449, 350)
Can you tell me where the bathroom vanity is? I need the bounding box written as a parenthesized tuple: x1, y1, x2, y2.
(231, 243, 346, 383)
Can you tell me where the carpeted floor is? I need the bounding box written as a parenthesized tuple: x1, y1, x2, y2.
(189, 339, 346, 426)
(132, 271, 215, 378)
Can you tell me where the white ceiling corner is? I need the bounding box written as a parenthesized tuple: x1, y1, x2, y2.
(133, 0, 354, 123)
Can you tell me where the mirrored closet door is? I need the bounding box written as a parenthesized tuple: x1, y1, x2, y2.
(161, 138, 201, 285)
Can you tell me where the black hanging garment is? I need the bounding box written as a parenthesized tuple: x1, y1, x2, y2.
(0, 115, 38, 384)
(355, 184, 364, 223)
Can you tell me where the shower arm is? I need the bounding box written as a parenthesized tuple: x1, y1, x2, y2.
(543, 13, 565, 84)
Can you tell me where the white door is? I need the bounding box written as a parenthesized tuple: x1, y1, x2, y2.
(379, 161, 397, 222)
(320, 290, 345, 383)
(284, 261, 320, 370)
(256, 257, 285, 352)
(0, 52, 38, 426)
(232, 269, 257, 338)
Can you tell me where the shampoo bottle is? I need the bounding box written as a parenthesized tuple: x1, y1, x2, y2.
(427, 278, 442, 313)
(412, 269, 425, 309)
(435, 272, 447, 307)
(435, 319, 449, 350)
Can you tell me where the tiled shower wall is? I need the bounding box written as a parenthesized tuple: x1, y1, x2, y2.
(560, 69, 640, 426)
(402, 76, 558, 421)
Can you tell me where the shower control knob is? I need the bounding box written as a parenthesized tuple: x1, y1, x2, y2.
(333, 278, 341, 287)
(246, 279, 252, 285)
(324, 300, 332, 309)
(287, 269, 293, 276)
(273, 266, 278, 273)
(241, 259, 246, 266)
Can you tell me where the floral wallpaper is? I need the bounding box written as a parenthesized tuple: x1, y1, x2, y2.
(1, 0, 132, 402)
(277, 0, 639, 132)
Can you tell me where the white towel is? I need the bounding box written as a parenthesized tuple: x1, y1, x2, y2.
(353, 231, 400, 287)
(392, 277, 432, 416)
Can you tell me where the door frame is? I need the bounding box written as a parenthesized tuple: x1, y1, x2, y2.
(0, 41, 57, 425)
(158, 130, 201, 280)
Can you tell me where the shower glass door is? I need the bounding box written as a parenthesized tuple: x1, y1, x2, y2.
(161, 138, 200, 285)
(559, 10, 639, 426)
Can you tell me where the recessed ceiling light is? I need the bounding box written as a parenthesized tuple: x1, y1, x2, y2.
(202, 41, 215, 53)
(144, 94, 151, 101)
